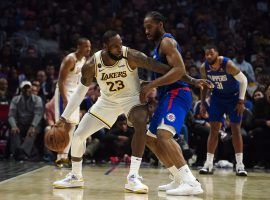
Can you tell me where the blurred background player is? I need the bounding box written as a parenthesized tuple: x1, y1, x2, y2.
(54, 38, 91, 168)
(199, 45, 248, 176)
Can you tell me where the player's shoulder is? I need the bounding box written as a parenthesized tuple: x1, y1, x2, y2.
(160, 37, 177, 53)
(64, 52, 77, 63)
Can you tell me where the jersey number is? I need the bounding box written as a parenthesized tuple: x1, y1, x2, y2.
(215, 82, 223, 89)
(106, 80, 125, 92)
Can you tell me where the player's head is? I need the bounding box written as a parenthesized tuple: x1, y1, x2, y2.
(204, 44, 219, 65)
(77, 38, 91, 57)
(102, 30, 123, 61)
(144, 11, 166, 41)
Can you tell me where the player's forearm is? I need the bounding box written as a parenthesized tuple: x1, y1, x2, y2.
(181, 74, 195, 85)
(149, 67, 185, 88)
(200, 87, 208, 104)
(234, 72, 247, 100)
(145, 57, 171, 74)
(61, 82, 89, 121)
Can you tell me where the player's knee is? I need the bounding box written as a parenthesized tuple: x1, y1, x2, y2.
(129, 106, 148, 125)
(156, 131, 173, 147)
(72, 131, 84, 146)
(146, 135, 156, 150)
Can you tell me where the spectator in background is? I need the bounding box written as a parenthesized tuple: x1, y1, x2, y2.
(45, 65, 57, 100)
(102, 115, 133, 163)
(250, 84, 270, 168)
(36, 70, 49, 102)
(8, 81, 43, 161)
(0, 78, 10, 155)
(233, 51, 256, 83)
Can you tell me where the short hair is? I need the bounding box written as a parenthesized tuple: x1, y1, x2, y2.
(145, 11, 166, 24)
(77, 38, 89, 46)
(102, 30, 118, 44)
(203, 44, 218, 52)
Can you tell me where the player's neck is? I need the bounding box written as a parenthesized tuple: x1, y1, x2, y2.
(101, 51, 118, 67)
(209, 56, 222, 70)
(155, 31, 166, 45)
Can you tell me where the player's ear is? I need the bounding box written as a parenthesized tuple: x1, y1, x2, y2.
(159, 21, 163, 28)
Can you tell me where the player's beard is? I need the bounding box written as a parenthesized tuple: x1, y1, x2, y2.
(108, 51, 123, 61)
(208, 56, 218, 65)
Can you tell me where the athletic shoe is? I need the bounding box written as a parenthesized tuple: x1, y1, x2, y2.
(125, 174, 148, 194)
(166, 179, 203, 196)
(236, 163, 247, 176)
(199, 162, 214, 175)
(53, 172, 84, 188)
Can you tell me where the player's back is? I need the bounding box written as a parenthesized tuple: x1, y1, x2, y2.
(152, 33, 189, 99)
(205, 56, 239, 98)
(94, 46, 140, 101)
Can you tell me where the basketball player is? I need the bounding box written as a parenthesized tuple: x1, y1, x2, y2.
(53, 30, 173, 193)
(199, 45, 248, 176)
(141, 11, 205, 196)
(54, 38, 91, 168)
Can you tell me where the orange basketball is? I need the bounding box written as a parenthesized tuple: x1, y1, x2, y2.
(44, 123, 71, 153)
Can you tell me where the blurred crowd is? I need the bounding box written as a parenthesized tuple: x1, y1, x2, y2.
(0, 0, 270, 169)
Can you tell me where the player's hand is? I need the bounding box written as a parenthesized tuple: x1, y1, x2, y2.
(11, 127, 20, 135)
(236, 100, 245, 116)
(193, 79, 214, 89)
(55, 117, 68, 128)
(140, 83, 154, 103)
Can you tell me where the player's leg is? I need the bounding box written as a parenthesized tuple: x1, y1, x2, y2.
(55, 124, 76, 168)
(147, 90, 202, 195)
(155, 125, 203, 196)
(229, 101, 247, 176)
(53, 113, 106, 188)
(125, 104, 149, 193)
(199, 96, 224, 175)
(54, 88, 74, 167)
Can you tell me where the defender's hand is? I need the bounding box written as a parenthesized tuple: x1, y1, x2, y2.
(140, 83, 154, 104)
(193, 79, 214, 89)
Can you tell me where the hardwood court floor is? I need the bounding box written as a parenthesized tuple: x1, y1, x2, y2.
(0, 164, 270, 200)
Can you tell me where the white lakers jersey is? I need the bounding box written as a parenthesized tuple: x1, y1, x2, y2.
(62, 53, 86, 92)
(94, 46, 140, 100)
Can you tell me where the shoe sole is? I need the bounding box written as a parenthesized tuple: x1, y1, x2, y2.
(53, 184, 84, 189)
(124, 188, 148, 194)
(236, 172, 247, 177)
(199, 170, 214, 175)
(167, 188, 204, 196)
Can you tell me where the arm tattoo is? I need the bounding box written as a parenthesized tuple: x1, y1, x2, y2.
(128, 49, 171, 74)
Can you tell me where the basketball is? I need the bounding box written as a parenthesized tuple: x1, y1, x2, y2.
(44, 122, 71, 153)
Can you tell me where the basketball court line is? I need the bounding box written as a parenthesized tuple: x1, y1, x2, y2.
(0, 165, 49, 184)
(104, 164, 120, 175)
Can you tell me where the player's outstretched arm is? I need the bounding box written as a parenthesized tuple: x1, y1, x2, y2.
(61, 56, 96, 122)
(127, 48, 171, 74)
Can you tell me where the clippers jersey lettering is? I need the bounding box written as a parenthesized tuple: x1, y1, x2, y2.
(94, 46, 140, 100)
(152, 33, 189, 99)
(205, 57, 239, 97)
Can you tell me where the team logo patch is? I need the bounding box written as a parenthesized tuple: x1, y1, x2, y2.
(166, 113, 176, 122)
